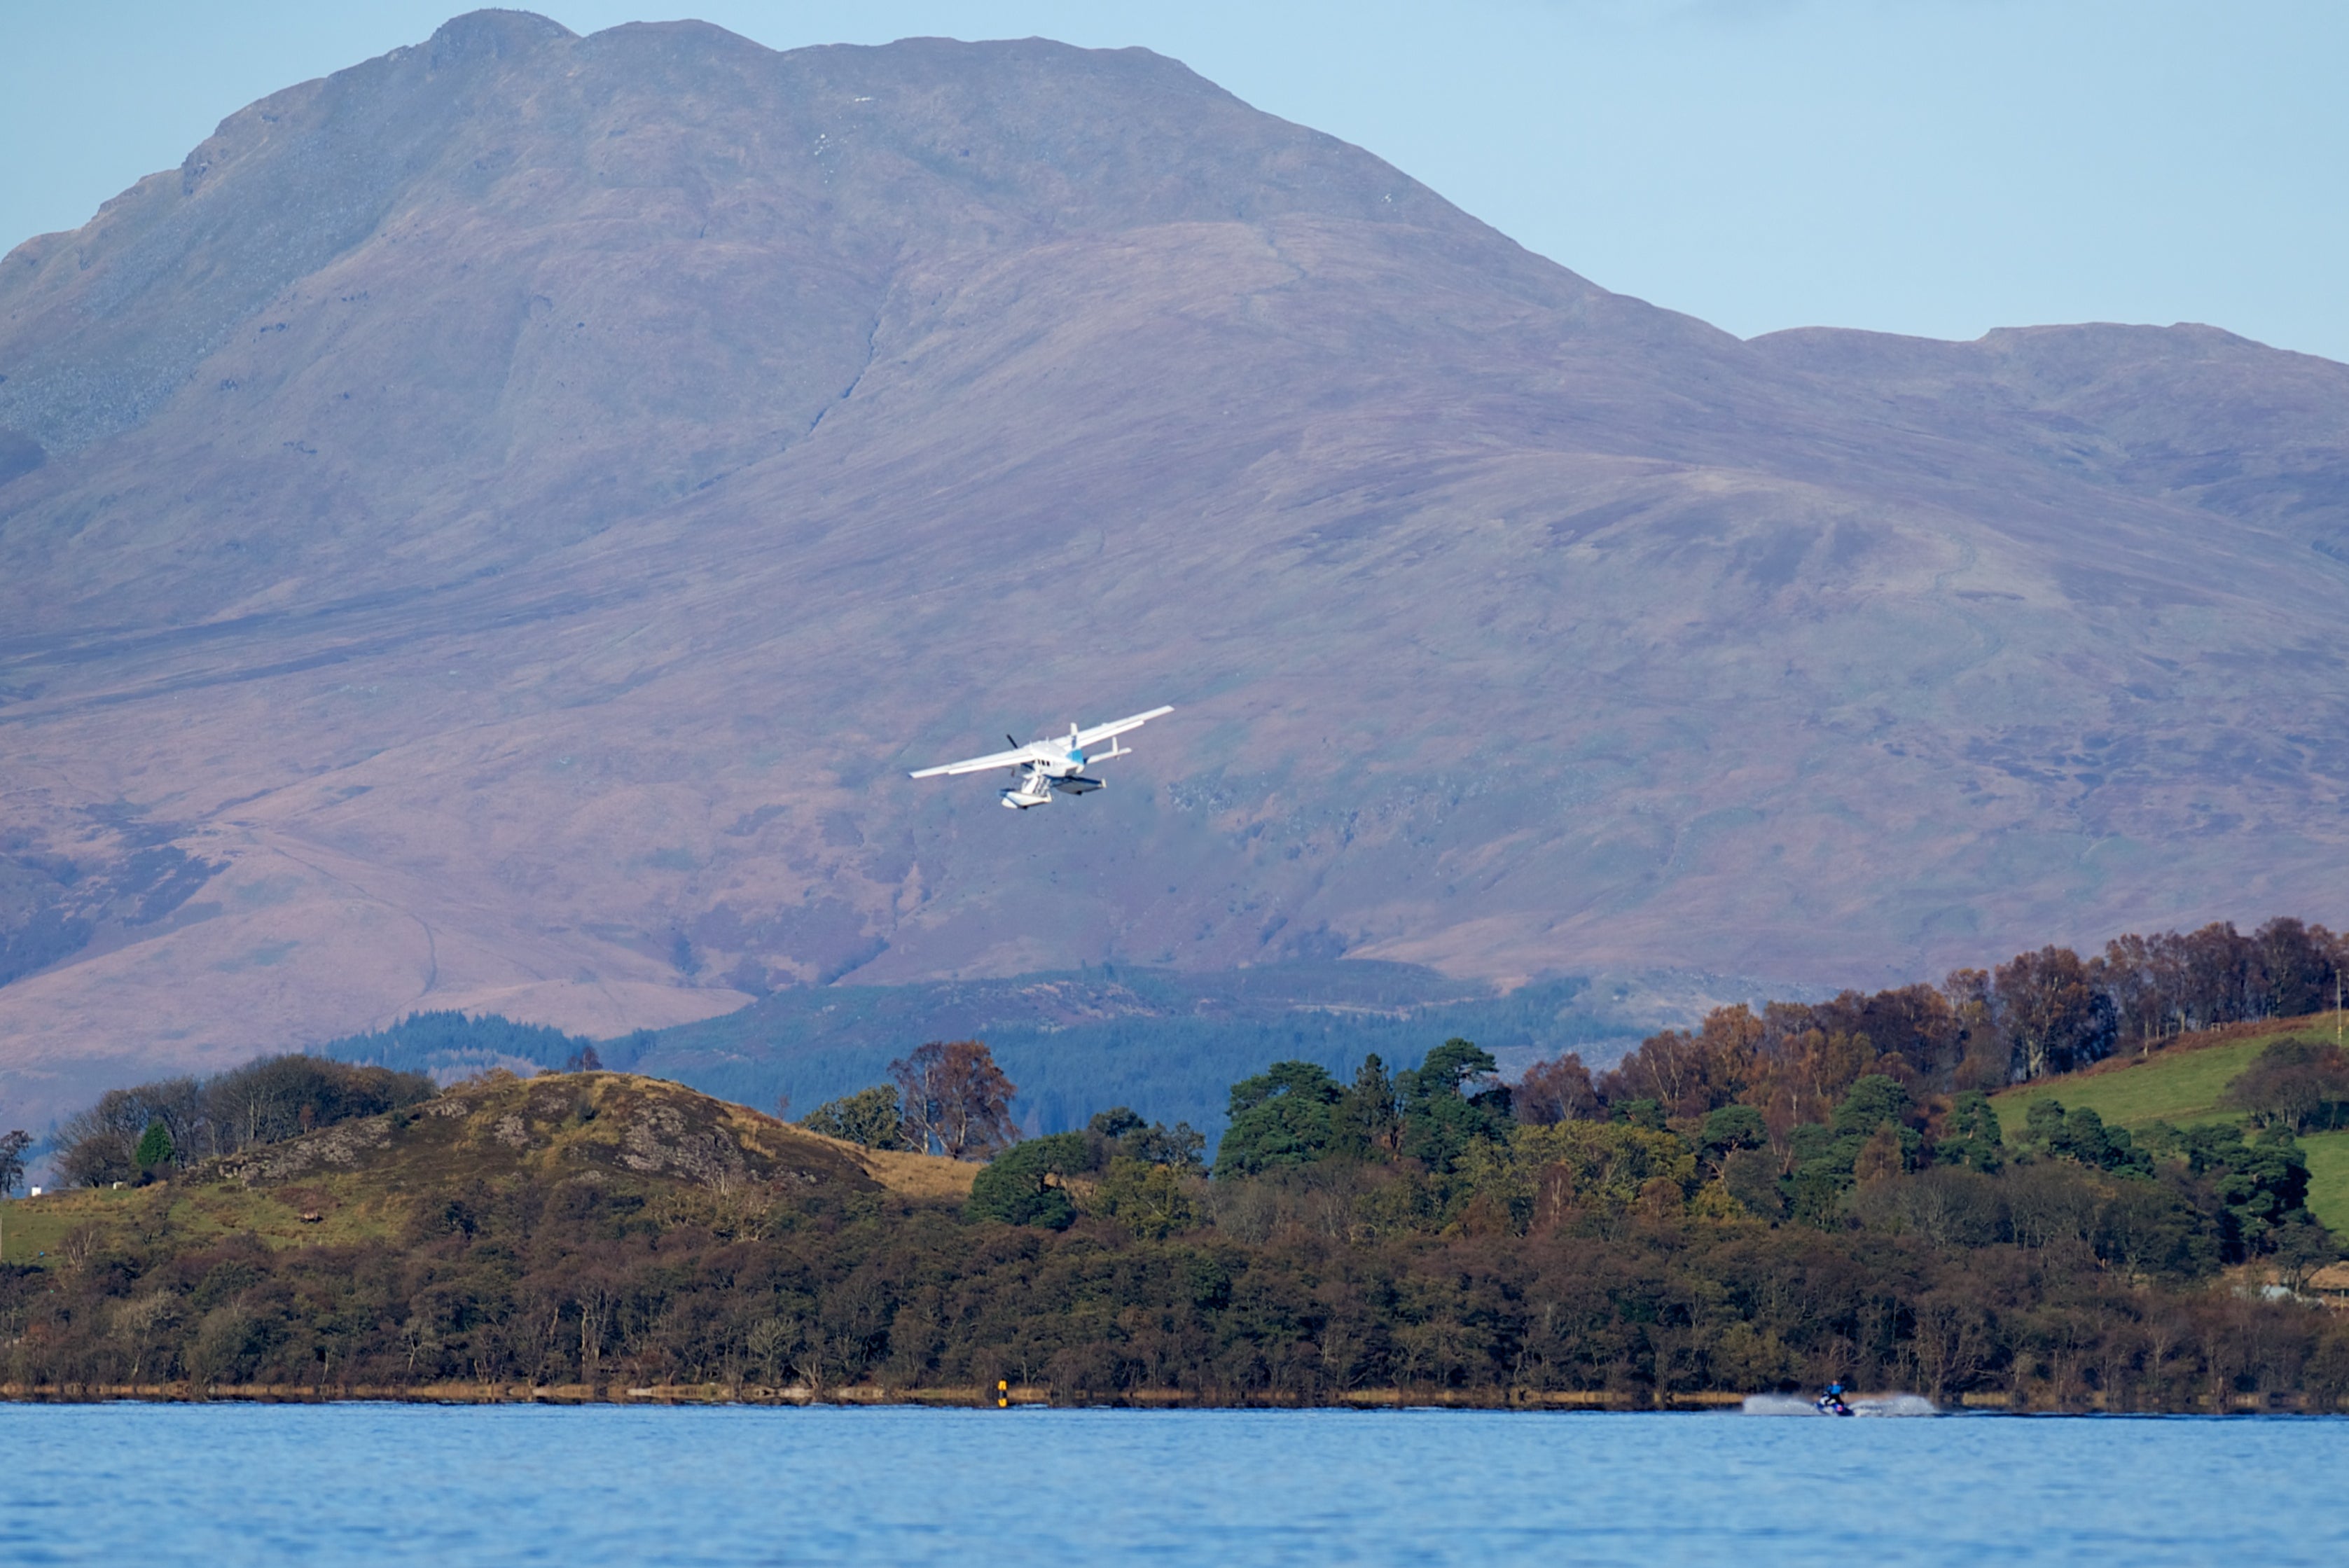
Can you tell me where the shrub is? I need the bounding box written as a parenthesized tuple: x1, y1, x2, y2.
(967, 1133, 1088, 1228)
(2224, 1039, 2349, 1133)
(799, 1085, 906, 1150)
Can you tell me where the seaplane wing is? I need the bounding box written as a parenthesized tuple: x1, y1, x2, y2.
(1074, 705, 1174, 750)
(908, 704, 1174, 809)
(908, 743, 1048, 779)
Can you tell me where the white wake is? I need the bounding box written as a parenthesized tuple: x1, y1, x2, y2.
(1739, 1392, 1939, 1416)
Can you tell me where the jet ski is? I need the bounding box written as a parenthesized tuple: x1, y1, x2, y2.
(1740, 1389, 1938, 1416)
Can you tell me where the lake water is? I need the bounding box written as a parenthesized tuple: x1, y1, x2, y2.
(2, 1404, 2345, 1565)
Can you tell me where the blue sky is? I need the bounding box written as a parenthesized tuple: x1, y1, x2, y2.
(6, 1, 2344, 361)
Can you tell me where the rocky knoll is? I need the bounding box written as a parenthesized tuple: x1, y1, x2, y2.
(4, 1071, 971, 1298)
(204, 1069, 883, 1198)
(4, 11, 2348, 1120)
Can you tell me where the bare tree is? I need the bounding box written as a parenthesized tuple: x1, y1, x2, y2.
(55, 1078, 202, 1186)
(2254, 917, 2338, 1020)
(889, 1040, 1018, 1160)
(1993, 946, 2116, 1081)
(53, 1057, 434, 1184)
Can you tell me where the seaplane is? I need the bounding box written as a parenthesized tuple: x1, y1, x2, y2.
(909, 705, 1174, 810)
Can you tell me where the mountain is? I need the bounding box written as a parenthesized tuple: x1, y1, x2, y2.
(5, 11, 2348, 1124)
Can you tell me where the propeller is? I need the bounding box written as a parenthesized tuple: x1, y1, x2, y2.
(1006, 734, 1020, 750)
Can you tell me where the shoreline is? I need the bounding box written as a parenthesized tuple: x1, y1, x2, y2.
(0, 1382, 2320, 1413)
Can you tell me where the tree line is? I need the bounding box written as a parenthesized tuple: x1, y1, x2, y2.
(4, 1041, 2343, 1410)
(1012, 1040, 2325, 1261)
(796, 1012, 2338, 1280)
(1504, 915, 2345, 1155)
(46, 1055, 436, 1188)
(737, 912, 2349, 1144)
(313, 917, 2344, 1144)
(5, 908, 2345, 1410)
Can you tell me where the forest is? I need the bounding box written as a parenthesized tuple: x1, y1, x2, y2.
(304, 914, 2349, 1146)
(2, 904, 2345, 1408)
(0, 1004, 2339, 1408)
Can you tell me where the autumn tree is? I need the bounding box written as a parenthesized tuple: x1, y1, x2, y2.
(1600, 1005, 1759, 1119)
(1513, 1052, 1600, 1124)
(2253, 917, 2338, 1020)
(1993, 946, 2116, 1081)
(202, 1055, 433, 1155)
(1807, 983, 1963, 1085)
(1747, 1019, 1877, 1133)
(2179, 922, 2257, 1027)
(889, 1040, 1018, 1160)
(1941, 969, 2009, 1090)
(2098, 933, 2169, 1046)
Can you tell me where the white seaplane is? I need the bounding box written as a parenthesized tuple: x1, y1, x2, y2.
(909, 705, 1174, 810)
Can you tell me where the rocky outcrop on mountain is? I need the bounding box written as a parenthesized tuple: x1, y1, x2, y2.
(3, 11, 2346, 1121)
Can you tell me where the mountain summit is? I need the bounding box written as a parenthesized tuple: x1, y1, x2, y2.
(4, 12, 2348, 1116)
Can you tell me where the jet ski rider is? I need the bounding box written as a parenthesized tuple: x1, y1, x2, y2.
(1815, 1382, 1854, 1416)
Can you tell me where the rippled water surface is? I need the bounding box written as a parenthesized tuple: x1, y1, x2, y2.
(3, 1404, 2345, 1565)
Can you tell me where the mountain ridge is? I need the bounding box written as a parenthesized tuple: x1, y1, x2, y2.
(3, 11, 2347, 1125)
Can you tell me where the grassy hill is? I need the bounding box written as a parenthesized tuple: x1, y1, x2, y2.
(0, 1070, 971, 1267)
(1991, 1013, 2349, 1231)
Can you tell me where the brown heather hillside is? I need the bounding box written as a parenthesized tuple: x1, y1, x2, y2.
(4, 12, 2349, 1121)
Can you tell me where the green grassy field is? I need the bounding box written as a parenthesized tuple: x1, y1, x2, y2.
(0, 1186, 144, 1265)
(2303, 1132, 2349, 1235)
(1990, 1013, 2349, 1232)
(1993, 1038, 2271, 1130)
(0, 1178, 402, 1267)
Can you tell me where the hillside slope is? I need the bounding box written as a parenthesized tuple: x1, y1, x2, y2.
(4, 11, 2349, 1121)
(1991, 1017, 2349, 1230)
